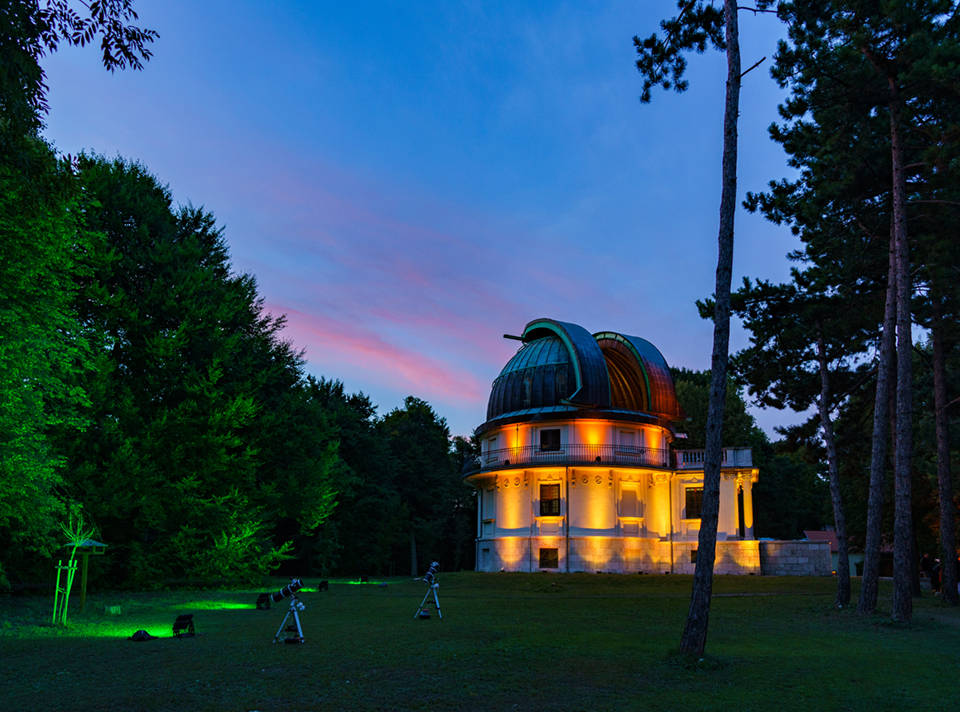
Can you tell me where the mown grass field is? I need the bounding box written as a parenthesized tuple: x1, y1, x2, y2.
(1, 573, 957, 711)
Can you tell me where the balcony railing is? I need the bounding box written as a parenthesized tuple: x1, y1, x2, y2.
(462, 445, 753, 475)
(675, 447, 753, 470)
(473, 444, 671, 472)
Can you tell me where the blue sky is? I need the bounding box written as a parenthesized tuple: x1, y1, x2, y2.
(43, 1, 806, 438)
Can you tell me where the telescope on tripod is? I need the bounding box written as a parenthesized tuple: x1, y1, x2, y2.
(415, 562, 442, 619)
(271, 579, 306, 643)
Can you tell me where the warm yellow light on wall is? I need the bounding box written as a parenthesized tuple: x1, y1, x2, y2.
(578, 421, 606, 446)
(570, 475, 616, 530)
(498, 484, 529, 530)
(498, 424, 526, 452)
(499, 538, 526, 566)
(647, 479, 670, 539)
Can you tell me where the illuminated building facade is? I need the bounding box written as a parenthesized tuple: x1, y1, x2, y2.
(463, 318, 761, 575)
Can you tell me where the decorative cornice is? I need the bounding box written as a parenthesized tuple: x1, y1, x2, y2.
(722, 468, 759, 483)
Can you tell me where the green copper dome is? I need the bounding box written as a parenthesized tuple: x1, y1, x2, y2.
(482, 318, 685, 431)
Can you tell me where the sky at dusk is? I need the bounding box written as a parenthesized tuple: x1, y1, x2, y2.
(42, 1, 808, 438)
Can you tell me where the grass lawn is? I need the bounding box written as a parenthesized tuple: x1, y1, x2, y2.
(1, 573, 957, 711)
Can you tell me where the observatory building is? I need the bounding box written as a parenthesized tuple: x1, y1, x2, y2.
(462, 318, 761, 575)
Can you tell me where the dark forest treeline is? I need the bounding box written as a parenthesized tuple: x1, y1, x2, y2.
(648, 1, 960, 619)
(726, 0, 960, 615)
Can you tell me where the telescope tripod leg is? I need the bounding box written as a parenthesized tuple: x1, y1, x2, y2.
(273, 609, 292, 642)
(273, 601, 305, 643)
(414, 584, 442, 619)
(291, 609, 304, 639)
(415, 587, 432, 619)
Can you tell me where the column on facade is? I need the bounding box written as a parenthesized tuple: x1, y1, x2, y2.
(718, 475, 738, 541)
(645, 472, 671, 540)
(741, 475, 754, 540)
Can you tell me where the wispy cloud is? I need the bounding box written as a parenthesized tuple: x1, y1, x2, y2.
(274, 306, 487, 403)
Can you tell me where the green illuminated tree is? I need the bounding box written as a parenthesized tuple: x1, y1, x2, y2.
(0, 0, 155, 588)
(0, 144, 95, 589)
(58, 156, 338, 586)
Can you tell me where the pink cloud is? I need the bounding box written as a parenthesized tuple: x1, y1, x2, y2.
(273, 305, 488, 405)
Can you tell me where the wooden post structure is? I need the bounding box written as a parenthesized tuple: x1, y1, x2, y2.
(76, 540, 106, 613)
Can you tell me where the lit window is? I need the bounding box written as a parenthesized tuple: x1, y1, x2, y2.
(539, 548, 559, 569)
(540, 483, 560, 516)
(685, 487, 703, 519)
(540, 429, 561, 451)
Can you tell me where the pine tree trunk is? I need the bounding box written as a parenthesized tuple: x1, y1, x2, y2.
(410, 529, 418, 577)
(931, 282, 958, 605)
(911, 527, 922, 597)
(858, 238, 896, 615)
(817, 330, 850, 607)
(889, 84, 913, 624)
(678, 0, 739, 657)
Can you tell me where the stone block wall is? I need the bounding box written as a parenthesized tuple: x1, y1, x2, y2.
(668, 541, 761, 575)
(759, 540, 832, 576)
(476, 537, 763, 574)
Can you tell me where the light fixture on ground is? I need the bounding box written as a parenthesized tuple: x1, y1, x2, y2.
(415, 562, 442, 619)
(172, 614, 195, 638)
(272, 579, 306, 644)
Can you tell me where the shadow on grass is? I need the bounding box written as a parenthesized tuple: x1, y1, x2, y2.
(661, 649, 732, 673)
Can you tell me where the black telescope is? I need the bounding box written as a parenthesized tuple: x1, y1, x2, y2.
(270, 578, 303, 603)
(422, 562, 439, 585)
